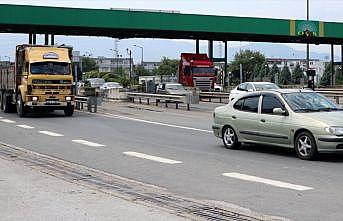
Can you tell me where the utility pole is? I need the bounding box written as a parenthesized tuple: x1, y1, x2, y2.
(306, 0, 310, 71)
(126, 48, 132, 79)
(133, 44, 143, 65)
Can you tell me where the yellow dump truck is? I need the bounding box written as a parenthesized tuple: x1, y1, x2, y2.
(0, 44, 74, 117)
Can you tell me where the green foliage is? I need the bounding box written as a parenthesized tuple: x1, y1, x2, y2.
(269, 64, 280, 83)
(258, 62, 269, 81)
(320, 63, 332, 86)
(82, 57, 98, 72)
(279, 65, 292, 85)
(229, 50, 266, 82)
(252, 64, 261, 79)
(292, 63, 304, 84)
(154, 57, 179, 76)
(134, 65, 152, 76)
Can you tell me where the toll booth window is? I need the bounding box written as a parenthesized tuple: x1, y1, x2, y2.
(30, 62, 70, 75)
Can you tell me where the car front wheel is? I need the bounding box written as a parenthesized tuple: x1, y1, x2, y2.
(222, 126, 241, 149)
(295, 131, 318, 160)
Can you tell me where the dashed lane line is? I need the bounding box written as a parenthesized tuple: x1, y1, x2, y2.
(123, 151, 182, 164)
(0, 119, 15, 123)
(72, 139, 105, 147)
(16, 124, 35, 129)
(222, 172, 313, 191)
(39, 131, 64, 137)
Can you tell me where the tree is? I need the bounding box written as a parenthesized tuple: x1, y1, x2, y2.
(154, 57, 179, 76)
(292, 63, 304, 84)
(269, 64, 280, 83)
(82, 57, 98, 72)
(320, 63, 332, 86)
(228, 50, 265, 82)
(258, 62, 270, 81)
(252, 64, 261, 80)
(279, 65, 292, 85)
(134, 65, 151, 76)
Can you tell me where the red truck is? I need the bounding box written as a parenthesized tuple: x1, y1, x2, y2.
(178, 53, 216, 91)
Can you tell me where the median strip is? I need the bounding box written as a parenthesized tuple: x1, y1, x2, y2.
(72, 139, 105, 147)
(123, 151, 182, 164)
(222, 172, 313, 191)
(1, 119, 15, 123)
(39, 131, 64, 137)
(17, 124, 35, 129)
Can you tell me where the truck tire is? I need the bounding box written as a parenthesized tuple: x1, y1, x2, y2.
(0, 91, 3, 110)
(3, 93, 14, 113)
(64, 104, 74, 117)
(17, 94, 26, 117)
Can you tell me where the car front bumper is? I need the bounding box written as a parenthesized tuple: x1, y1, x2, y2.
(212, 124, 223, 138)
(317, 136, 343, 153)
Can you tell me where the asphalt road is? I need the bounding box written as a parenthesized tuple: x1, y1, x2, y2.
(1, 101, 343, 221)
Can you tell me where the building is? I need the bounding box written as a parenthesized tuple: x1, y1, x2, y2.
(95, 56, 134, 73)
(142, 61, 160, 72)
(266, 58, 326, 83)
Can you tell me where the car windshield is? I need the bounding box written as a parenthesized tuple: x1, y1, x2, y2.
(254, 83, 280, 91)
(282, 92, 340, 112)
(31, 62, 70, 75)
(166, 84, 185, 90)
(192, 67, 215, 74)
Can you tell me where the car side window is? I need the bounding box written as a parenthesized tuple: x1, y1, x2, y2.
(242, 96, 259, 113)
(237, 83, 246, 91)
(246, 83, 254, 91)
(262, 95, 284, 114)
(233, 99, 244, 110)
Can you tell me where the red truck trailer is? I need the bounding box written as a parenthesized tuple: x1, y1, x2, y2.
(178, 53, 216, 91)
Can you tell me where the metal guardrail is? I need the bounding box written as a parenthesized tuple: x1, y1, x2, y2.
(126, 92, 192, 110)
(75, 96, 98, 112)
(199, 92, 230, 103)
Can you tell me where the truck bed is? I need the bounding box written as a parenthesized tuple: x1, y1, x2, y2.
(0, 64, 15, 91)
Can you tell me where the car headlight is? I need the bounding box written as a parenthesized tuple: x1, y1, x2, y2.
(65, 96, 72, 101)
(325, 127, 343, 136)
(32, 96, 38, 101)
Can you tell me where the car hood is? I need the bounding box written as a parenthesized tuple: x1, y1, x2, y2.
(297, 111, 343, 127)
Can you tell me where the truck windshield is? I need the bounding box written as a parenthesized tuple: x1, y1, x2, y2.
(30, 62, 70, 75)
(192, 67, 214, 74)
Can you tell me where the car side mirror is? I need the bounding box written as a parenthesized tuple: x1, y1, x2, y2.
(273, 108, 286, 115)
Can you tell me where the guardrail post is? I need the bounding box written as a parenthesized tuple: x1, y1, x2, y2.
(139, 98, 142, 104)
(187, 104, 190, 111)
(176, 103, 179, 109)
(209, 97, 212, 102)
(147, 98, 150, 105)
(165, 101, 168, 108)
(156, 99, 159, 106)
(219, 97, 222, 103)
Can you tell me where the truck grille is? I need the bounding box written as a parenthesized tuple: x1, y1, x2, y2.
(193, 77, 212, 91)
(32, 79, 71, 84)
(33, 85, 71, 90)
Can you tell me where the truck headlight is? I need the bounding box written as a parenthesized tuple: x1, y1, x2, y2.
(325, 127, 343, 136)
(65, 96, 72, 101)
(32, 96, 38, 101)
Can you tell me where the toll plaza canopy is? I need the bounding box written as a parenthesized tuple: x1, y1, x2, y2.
(0, 4, 343, 44)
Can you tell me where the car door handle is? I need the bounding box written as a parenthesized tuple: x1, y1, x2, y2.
(232, 116, 237, 119)
(260, 119, 266, 123)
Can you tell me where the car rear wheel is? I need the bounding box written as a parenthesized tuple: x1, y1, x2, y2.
(222, 126, 241, 149)
(295, 131, 318, 160)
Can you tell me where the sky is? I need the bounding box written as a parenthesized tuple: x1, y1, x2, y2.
(0, 0, 342, 62)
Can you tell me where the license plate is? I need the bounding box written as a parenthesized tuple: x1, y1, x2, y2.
(46, 101, 59, 105)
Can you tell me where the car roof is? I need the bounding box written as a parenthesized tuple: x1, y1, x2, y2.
(233, 88, 314, 100)
(244, 82, 276, 85)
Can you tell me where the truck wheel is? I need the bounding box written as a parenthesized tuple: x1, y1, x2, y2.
(64, 104, 74, 117)
(0, 92, 3, 110)
(17, 94, 26, 117)
(3, 94, 14, 113)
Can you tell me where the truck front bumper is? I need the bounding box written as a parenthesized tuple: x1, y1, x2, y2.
(25, 101, 75, 108)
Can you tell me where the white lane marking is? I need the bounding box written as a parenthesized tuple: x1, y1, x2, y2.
(222, 172, 313, 191)
(99, 112, 212, 133)
(0, 119, 15, 123)
(16, 124, 35, 129)
(123, 151, 182, 164)
(39, 131, 64, 137)
(72, 139, 105, 147)
(0, 116, 3, 118)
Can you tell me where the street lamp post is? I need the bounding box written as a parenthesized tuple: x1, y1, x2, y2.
(133, 44, 143, 66)
(110, 49, 122, 73)
(126, 48, 132, 79)
(4, 56, 10, 67)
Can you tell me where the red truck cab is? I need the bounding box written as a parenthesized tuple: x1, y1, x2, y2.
(178, 53, 216, 91)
